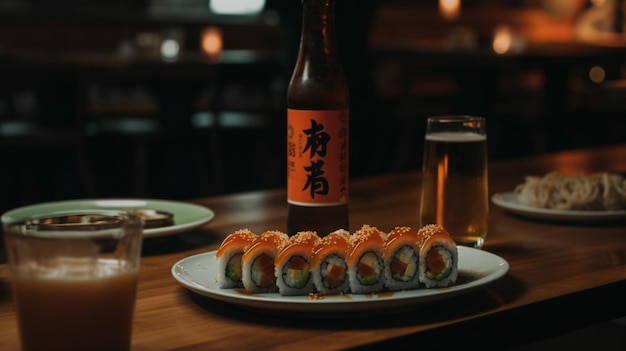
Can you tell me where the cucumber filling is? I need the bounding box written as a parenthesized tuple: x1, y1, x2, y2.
(282, 256, 311, 289)
(225, 254, 243, 282)
(427, 267, 452, 281)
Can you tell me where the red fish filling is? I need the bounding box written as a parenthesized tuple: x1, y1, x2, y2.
(251, 254, 276, 288)
(282, 255, 311, 289)
(321, 254, 347, 289)
(425, 247, 452, 280)
(356, 252, 382, 285)
(389, 246, 418, 281)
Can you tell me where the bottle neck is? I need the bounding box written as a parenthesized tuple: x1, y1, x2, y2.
(299, 0, 339, 65)
(288, 0, 348, 109)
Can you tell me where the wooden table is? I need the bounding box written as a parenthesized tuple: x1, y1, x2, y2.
(1, 144, 625, 350)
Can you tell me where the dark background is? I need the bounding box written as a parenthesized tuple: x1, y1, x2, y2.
(1, 0, 625, 214)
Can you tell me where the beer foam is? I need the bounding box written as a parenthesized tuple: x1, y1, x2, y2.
(426, 131, 485, 142)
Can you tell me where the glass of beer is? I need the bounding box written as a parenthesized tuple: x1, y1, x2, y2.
(419, 115, 488, 248)
(2, 210, 143, 351)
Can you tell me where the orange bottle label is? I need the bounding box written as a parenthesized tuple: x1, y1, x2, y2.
(287, 109, 349, 206)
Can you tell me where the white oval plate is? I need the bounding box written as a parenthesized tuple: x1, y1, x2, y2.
(171, 246, 509, 314)
(1, 199, 214, 238)
(492, 192, 626, 222)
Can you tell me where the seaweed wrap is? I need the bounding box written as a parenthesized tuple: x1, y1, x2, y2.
(275, 231, 321, 296)
(346, 225, 386, 294)
(416, 224, 458, 288)
(311, 229, 351, 295)
(241, 230, 289, 293)
(383, 226, 421, 291)
(216, 229, 258, 288)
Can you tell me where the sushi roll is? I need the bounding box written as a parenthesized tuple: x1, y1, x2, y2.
(241, 230, 289, 293)
(416, 224, 458, 288)
(346, 225, 387, 294)
(311, 229, 351, 295)
(275, 231, 321, 296)
(383, 226, 421, 291)
(216, 229, 258, 288)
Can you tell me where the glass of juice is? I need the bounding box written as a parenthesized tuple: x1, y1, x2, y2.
(2, 210, 143, 351)
(419, 115, 488, 249)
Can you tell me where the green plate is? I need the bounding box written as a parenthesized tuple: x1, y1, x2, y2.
(2, 199, 214, 238)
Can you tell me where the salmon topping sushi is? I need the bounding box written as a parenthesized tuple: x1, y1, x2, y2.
(416, 224, 458, 286)
(216, 229, 257, 259)
(347, 225, 386, 292)
(216, 229, 257, 288)
(242, 230, 288, 292)
(384, 226, 420, 284)
(275, 231, 320, 292)
(312, 229, 351, 292)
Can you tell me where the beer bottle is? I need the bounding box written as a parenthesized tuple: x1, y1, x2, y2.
(286, 0, 350, 236)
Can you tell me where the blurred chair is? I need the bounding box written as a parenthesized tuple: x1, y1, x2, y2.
(81, 50, 287, 199)
(81, 65, 212, 199)
(0, 53, 95, 213)
(201, 55, 286, 193)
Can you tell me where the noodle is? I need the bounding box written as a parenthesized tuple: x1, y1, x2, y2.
(514, 171, 626, 211)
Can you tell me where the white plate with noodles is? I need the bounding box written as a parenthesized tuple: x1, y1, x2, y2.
(492, 192, 626, 222)
(171, 247, 509, 315)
